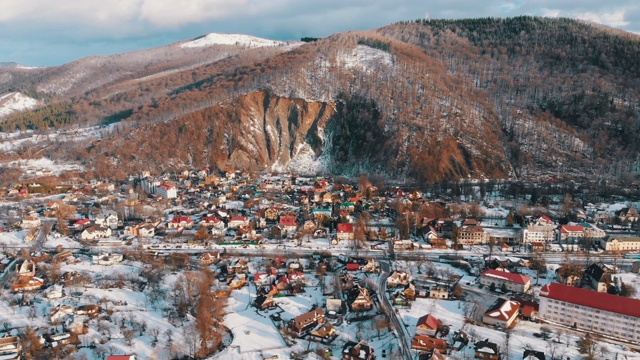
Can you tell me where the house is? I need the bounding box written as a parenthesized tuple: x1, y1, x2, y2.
(415, 314, 439, 337)
(342, 340, 374, 360)
(618, 207, 639, 223)
(458, 226, 485, 245)
(20, 216, 41, 229)
(16, 259, 36, 277)
(480, 269, 531, 293)
(76, 304, 101, 316)
(349, 286, 373, 311)
(50, 305, 75, 323)
(336, 223, 355, 241)
(511, 297, 539, 321)
(95, 210, 119, 229)
(601, 236, 640, 252)
(302, 220, 316, 232)
(539, 282, 640, 342)
(411, 335, 448, 354)
(128, 223, 156, 237)
(393, 239, 414, 250)
(0, 335, 21, 357)
(556, 225, 584, 243)
(482, 298, 520, 328)
(429, 286, 449, 299)
(157, 183, 177, 199)
(311, 208, 332, 219)
(80, 225, 112, 240)
(309, 322, 336, 340)
(265, 207, 279, 221)
(254, 294, 276, 310)
(523, 349, 546, 360)
(474, 339, 501, 360)
(387, 270, 410, 287)
(583, 263, 612, 292)
(92, 253, 123, 266)
(168, 216, 194, 229)
(229, 273, 247, 289)
(200, 216, 223, 229)
(279, 216, 297, 234)
(555, 264, 582, 287)
(73, 218, 92, 230)
(11, 276, 43, 292)
(228, 216, 249, 228)
(521, 224, 555, 245)
(46, 285, 65, 300)
(200, 252, 220, 265)
(289, 308, 325, 337)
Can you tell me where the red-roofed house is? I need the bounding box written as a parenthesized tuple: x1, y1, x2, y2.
(336, 223, 355, 241)
(415, 314, 439, 337)
(540, 282, 640, 342)
(168, 216, 194, 229)
(480, 269, 531, 293)
(228, 216, 249, 228)
(279, 216, 297, 234)
(556, 225, 584, 243)
(200, 216, 223, 229)
(157, 183, 177, 199)
(482, 298, 520, 328)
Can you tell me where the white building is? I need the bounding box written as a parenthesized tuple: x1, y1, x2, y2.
(600, 236, 640, 252)
(95, 210, 119, 229)
(521, 224, 555, 244)
(157, 183, 177, 199)
(539, 282, 640, 342)
(480, 269, 531, 293)
(80, 225, 112, 240)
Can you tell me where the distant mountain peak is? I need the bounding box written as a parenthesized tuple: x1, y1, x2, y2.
(181, 33, 286, 48)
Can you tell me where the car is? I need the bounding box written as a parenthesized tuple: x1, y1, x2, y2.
(381, 349, 387, 358)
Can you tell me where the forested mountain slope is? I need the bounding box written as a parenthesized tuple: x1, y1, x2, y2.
(3, 17, 639, 183)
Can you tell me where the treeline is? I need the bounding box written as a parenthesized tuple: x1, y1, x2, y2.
(0, 103, 76, 132)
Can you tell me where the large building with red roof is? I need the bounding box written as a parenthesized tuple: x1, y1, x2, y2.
(479, 269, 531, 293)
(539, 282, 640, 342)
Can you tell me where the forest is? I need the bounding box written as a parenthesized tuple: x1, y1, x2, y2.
(1, 16, 639, 184)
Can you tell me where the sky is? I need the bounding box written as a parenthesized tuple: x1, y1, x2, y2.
(1, 0, 639, 67)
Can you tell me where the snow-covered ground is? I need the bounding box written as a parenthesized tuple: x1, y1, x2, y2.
(337, 44, 394, 73)
(0, 92, 41, 117)
(5, 157, 84, 179)
(182, 33, 285, 48)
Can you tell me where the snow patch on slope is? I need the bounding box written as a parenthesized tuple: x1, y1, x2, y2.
(281, 142, 329, 176)
(182, 33, 285, 48)
(5, 157, 85, 179)
(337, 44, 393, 73)
(0, 92, 42, 117)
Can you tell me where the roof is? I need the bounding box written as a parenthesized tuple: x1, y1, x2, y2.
(483, 298, 520, 321)
(416, 314, 439, 330)
(480, 269, 531, 285)
(106, 356, 135, 360)
(540, 282, 640, 318)
(171, 216, 193, 223)
(337, 223, 354, 233)
(560, 225, 584, 233)
(411, 335, 447, 351)
(279, 216, 296, 226)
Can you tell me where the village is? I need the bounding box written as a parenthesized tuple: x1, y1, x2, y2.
(1, 168, 640, 360)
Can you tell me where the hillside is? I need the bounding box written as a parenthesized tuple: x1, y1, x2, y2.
(2, 17, 640, 184)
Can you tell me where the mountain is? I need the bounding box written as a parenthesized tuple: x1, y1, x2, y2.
(2, 17, 640, 183)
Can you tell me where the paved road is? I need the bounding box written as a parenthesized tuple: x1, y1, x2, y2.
(377, 260, 412, 360)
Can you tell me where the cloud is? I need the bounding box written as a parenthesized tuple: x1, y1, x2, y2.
(1, 0, 639, 66)
(575, 9, 630, 27)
